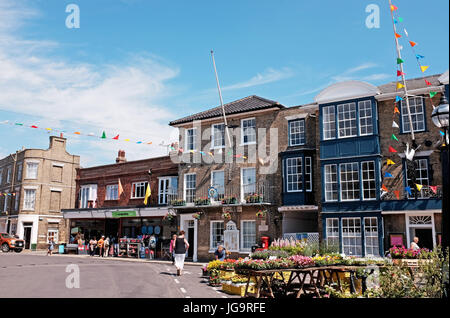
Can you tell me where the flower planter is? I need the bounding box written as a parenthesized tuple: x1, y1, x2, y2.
(222, 283, 256, 297)
(219, 270, 235, 280)
(273, 271, 292, 283)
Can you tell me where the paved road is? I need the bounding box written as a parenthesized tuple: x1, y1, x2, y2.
(0, 253, 239, 298)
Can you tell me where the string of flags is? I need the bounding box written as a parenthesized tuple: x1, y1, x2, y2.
(177, 147, 248, 160)
(0, 193, 16, 196)
(0, 120, 154, 145)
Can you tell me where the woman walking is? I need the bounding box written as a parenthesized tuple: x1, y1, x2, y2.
(173, 231, 189, 276)
(104, 236, 110, 257)
(89, 237, 97, 256)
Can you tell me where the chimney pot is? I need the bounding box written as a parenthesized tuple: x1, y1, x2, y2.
(116, 150, 127, 163)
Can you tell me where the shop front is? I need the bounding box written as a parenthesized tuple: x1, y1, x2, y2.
(62, 207, 177, 259)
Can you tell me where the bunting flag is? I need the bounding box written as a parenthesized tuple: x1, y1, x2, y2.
(387, 159, 396, 165)
(390, 4, 398, 11)
(429, 186, 437, 194)
(74, 132, 81, 135)
(394, 190, 400, 199)
(429, 91, 437, 98)
(101, 131, 106, 139)
(416, 54, 425, 59)
(395, 33, 402, 38)
(31, 125, 38, 128)
(397, 58, 404, 64)
(391, 134, 399, 141)
(392, 121, 399, 128)
(405, 186, 412, 196)
(382, 185, 388, 192)
(113, 135, 119, 140)
(384, 172, 394, 178)
(394, 107, 400, 114)
(441, 131, 446, 136)
(420, 65, 429, 73)
(396, 83, 404, 89)
(395, 95, 403, 102)
(409, 41, 417, 47)
(389, 146, 398, 153)
(396, 71, 405, 77)
(415, 184, 423, 191)
(425, 80, 432, 86)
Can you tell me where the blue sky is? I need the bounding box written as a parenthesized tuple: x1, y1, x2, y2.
(0, 0, 448, 167)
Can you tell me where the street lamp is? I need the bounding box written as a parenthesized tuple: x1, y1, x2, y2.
(431, 92, 449, 298)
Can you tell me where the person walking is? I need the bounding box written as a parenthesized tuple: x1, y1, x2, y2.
(410, 236, 420, 251)
(47, 238, 55, 256)
(104, 236, 110, 257)
(97, 236, 105, 257)
(89, 237, 97, 256)
(173, 231, 189, 276)
(170, 234, 177, 264)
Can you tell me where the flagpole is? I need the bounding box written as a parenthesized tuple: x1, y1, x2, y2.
(389, 0, 415, 141)
(211, 50, 232, 148)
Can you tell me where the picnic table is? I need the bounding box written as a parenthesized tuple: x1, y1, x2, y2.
(239, 265, 378, 298)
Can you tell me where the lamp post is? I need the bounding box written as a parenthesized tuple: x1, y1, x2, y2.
(431, 92, 449, 298)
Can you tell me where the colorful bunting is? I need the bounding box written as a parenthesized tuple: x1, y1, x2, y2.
(416, 54, 425, 59)
(390, 4, 398, 11)
(397, 58, 404, 64)
(395, 33, 402, 39)
(398, 17, 403, 22)
(392, 121, 399, 128)
(395, 96, 403, 102)
(429, 91, 437, 98)
(394, 107, 400, 114)
(415, 184, 423, 191)
(391, 134, 399, 141)
(425, 80, 432, 86)
(441, 131, 445, 136)
(429, 186, 437, 194)
(409, 41, 417, 47)
(387, 159, 396, 166)
(396, 70, 405, 77)
(113, 135, 119, 140)
(101, 131, 106, 139)
(394, 190, 400, 199)
(74, 132, 81, 135)
(420, 66, 429, 73)
(405, 186, 412, 196)
(396, 83, 404, 89)
(389, 146, 397, 153)
(384, 172, 394, 178)
(31, 125, 38, 128)
(382, 185, 388, 192)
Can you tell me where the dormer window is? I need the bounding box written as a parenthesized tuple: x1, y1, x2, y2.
(289, 119, 305, 146)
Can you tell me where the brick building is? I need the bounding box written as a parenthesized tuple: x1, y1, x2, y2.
(0, 136, 80, 250)
(168, 96, 286, 262)
(61, 151, 178, 257)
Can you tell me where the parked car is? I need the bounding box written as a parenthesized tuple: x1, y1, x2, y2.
(0, 233, 25, 253)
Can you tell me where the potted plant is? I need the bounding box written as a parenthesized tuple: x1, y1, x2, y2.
(221, 196, 237, 204)
(256, 209, 267, 218)
(246, 194, 263, 203)
(222, 212, 231, 220)
(163, 211, 176, 221)
(192, 212, 203, 220)
(194, 197, 210, 206)
(170, 199, 186, 206)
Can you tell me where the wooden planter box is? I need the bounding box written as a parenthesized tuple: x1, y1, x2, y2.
(392, 259, 431, 266)
(219, 270, 235, 280)
(273, 271, 292, 283)
(222, 283, 256, 297)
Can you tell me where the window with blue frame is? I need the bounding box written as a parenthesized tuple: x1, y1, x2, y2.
(364, 217, 380, 256)
(288, 119, 305, 146)
(404, 157, 430, 199)
(326, 218, 339, 248)
(284, 156, 312, 192)
(342, 217, 362, 256)
(322, 99, 375, 140)
(400, 97, 425, 133)
(324, 164, 338, 202)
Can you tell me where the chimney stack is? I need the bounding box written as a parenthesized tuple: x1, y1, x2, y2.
(116, 150, 127, 163)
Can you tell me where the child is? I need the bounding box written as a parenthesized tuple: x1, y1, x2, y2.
(47, 238, 55, 256)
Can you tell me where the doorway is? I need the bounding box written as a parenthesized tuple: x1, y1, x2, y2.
(24, 226, 32, 249)
(186, 220, 195, 259)
(414, 228, 433, 250)
(105, 219, 119, 238)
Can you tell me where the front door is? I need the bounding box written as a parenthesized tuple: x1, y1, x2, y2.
(24, 227, 32, 249)
(414, 228, 433, 250)
(187, 227, 194, 258)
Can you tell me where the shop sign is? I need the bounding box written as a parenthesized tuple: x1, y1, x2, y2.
(112, 210, 137, 218)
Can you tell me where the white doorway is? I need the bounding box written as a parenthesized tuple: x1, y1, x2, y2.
(179, 214, 197, 262)
(405, 213, 436, 250)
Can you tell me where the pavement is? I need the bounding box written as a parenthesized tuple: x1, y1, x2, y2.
(0, 252, 240, 298)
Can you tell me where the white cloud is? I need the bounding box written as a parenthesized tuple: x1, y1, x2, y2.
(331, 62, 390, 83)
(0, 1, 180, 166)
(221, 67, 294, 91)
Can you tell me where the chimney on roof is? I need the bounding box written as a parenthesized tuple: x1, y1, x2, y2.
(116, 150, 127, 163)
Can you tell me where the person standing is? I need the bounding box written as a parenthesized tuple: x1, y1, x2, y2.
(410, 236, 420, 251)
(97, 236, 105, 257)
(173, 231, 189, 276)
(47, 238, 55, 256)
(170, 234, 177, 264)
(104, 236, 110, 257)
(89, 237, 97, 256)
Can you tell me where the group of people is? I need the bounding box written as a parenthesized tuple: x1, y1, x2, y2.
(88, 235, 119, 257)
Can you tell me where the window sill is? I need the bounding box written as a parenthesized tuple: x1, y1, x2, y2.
(239, 142, 257, 146)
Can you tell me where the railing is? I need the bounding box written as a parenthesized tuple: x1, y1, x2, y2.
(380, 185, 442, 201)
(167, 180, 276, 207)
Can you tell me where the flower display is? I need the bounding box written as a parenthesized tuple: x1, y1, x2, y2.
(194, 197, 210, 206)
(234, 258, 295, 271)
(221, 196, 237, 204)
(255, 209, 267, 218)
(388, 246, 429, 259)
(312, 254, 343, 266)
(207, 260, 223, 271)
(192, 211, 203, 220)
(163, 211, 176, 221)
(250, 250, 289, 260)
(170, 199, 186, 206)
(222, 212, 231, 220)
(289, 255, 315, 268)
(219, 259, 237, 270)
(245, 194, 263, 203)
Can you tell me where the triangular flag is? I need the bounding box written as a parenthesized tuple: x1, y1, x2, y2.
(395, 33, 401, 38)
(101, 131, 106, 139)
(390, 4, 398, 11)
(382, 185, 388, 192)
(398, 17, 403, 22)
(389, 146, 397, 153)
(420, 66, 429, 73)
(113, 135, 119, 140)
(136, 141, 142, 144)
(396, 83, 404, 89)
(409, 41, 417, 47)
(391, 134, 399, 141)
(395, 96, 403, 102)
(415, 184, 423, 191)
(405, 186, 412, 196)
(429, 91, 437, 98)
(124, 139, 130, 141)
(393, 18, 398, 24)
(143, 183, 151, 205)
(392, 121, 399, 128)
(416, 54, 425, 59)
(397, 58, 404, 64)
(384, 172, 394, 178)
(394, 107, 400, 114)
(45, 128, 52, 131)
(396, 70, 405, 77)
(441, 131, 445, 136)
(74, 132, 81, 135)
(394, 190, 400, 199)
(387, 159, 395, 166)
(118, 178, 124, 197)
(15, 123, 23, 126)
(31, 125, 38, 128)
(425, 80, 432, 86)
(147, 142, 152, 144)
(429, 186, 437, 194)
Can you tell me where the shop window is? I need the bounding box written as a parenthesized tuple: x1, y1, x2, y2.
(210, 221, 224, 250)
(47, 229, 59, 244)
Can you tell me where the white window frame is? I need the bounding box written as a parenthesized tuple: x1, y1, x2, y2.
(47, 229, 59, 244)
(211, 170, 225, 200)
(341, 217, 362, 257)
(3, 192, 9, 212)
(324, 164, 338, 202)
(305, 156, 313, 192)
(241, 118, 257, 145)
(326, 218, 339, 248)
(405, 158, 429, 198)
(210, 220, 224, 250)
(105, 184, 119, 200)
(364, 217, 379, 257)
(211, 123, 225, 149)
(241, 167, 256, 202)
(131, 181, 148, 199)
(322, 106, 336, 140)
(6, 166, 11, 183)
(361, 161, 376, 201)
(23, 188, 36, 211)
(185, 128, 197, 151)
(240, 220, 256, 252)
(339, 162, 360, 201)
(337, 102, 357, 138)
(158, 177, 177, 205)
(286, 157, 303, 192)
(358, 100, 373, 136)
(16, 163, 22, 181)
(184, 173, 196, 203)
(14, 188, 20, 211)
(289, 119, 305, 146)
(25, 161, 39, 180)
(401, 97, 425, 133)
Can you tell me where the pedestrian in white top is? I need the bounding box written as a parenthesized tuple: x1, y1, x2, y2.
(410, 236, 420, 251)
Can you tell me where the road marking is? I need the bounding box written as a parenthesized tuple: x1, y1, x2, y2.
(174, 279, 180, 284)
(222, 296, 228, 298)
(180, 288, 187, 293)
(185, 296, 191, 298)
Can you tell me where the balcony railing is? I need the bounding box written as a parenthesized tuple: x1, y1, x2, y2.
(167, 180, 276, 207)
(380, 185, 443, 201)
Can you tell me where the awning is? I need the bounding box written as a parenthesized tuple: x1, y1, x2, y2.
(63, 207, 169, 219)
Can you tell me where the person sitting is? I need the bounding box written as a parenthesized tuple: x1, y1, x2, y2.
(410, 236, 420, 251)
(214, 245, 226, 261)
